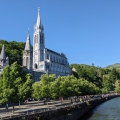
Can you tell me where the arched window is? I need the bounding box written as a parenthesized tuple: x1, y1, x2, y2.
(34, 35, 36, 43)
(34, 63, 38, 69)
(36, 35, 38, 43)
(26, 57, 29, 68)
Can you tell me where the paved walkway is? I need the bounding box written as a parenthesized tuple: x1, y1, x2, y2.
(0, 100, 72, 119)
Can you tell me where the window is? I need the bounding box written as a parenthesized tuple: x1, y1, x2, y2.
(40, 65, 43, 68)
(34, 35, 36, 43)
(65, 59, 67, 64)
(42, 35, 43, 44)
(50, 55, 52, 61)
(37, 35, 38, 43)
(56, 57, 58, 63)
(39, 65, 44, 70)
(26, 57, 29, 68)
(40, 34, 42, 44)
(40, 34, 44, 44)
(52, 56, 54, 61)
(40, 50, 44, 61)
(62, 59, 64, 64)
(34, 63, 38, 69)
(46, 65, 49, 69)
(47, 54, 49, 60)
(42, 35, 44, 44)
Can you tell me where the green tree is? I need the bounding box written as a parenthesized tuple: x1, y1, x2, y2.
(32, 74, 56, 100)
(18, 74, 33, 106)
(0, 62, 31, 113)
(114, 80, 120, 93)
(50, 76, 63, 99)
(32, 82, 42, 100)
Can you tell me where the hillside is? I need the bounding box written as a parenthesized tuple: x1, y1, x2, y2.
(105, 63, 120, 69)
(0, 40, 25, 65)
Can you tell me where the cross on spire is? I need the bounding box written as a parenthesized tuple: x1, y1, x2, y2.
(38, 7, 40, 12)
(28, 28, 29, 34)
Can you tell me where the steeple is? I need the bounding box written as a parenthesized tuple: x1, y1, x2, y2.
(0, 44, 6, 59)
(25, 29, 31, 51)
(36, 7, 41, 27)
(23, 29, 33, 70)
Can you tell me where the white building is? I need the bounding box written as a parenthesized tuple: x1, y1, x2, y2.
(23, 8, 70, 81)
(0, 45, 9, 74)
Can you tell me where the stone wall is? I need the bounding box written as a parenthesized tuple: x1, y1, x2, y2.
(4, 95, 120, 120)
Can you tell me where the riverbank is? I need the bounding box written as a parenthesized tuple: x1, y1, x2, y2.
(3, 94, 120, 120)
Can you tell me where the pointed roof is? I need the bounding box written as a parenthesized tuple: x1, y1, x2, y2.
(36, 7, 41, 27)
(0, 44, 6, 59)
(25, 30, 31, 51)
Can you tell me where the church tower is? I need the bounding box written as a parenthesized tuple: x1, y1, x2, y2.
(23, 31, 33, 70)
(0, 44, 9, 69)
(33, 8, 45, 71)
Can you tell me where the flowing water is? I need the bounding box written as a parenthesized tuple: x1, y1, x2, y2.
(80, 97, 120, 120)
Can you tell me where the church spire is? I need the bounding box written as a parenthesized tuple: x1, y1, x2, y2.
(25, 28, 31, 51)
(0, 44, 6, 59)
(36, 7, 41, 27)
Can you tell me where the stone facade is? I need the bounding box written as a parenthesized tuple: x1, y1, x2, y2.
(23, 8, 70, 82)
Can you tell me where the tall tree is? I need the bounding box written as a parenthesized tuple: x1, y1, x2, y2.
(0, 62, 32, 113)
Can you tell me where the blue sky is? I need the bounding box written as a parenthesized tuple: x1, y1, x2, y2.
(0, 0, 120, 67)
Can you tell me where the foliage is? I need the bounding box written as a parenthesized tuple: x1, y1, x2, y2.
(70, 64, 120, 93)
(32, 74, 101, 100)
(0, 40, 25, 65)
(114, 80, 120, 93)
(105, 63, 120, 69)
(0, 62, 33, 112)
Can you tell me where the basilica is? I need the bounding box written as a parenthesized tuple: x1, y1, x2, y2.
(0, 9, 70, 81)
(22, 8, 70, 81)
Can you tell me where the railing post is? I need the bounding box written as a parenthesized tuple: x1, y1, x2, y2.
(10, 113, 11, 118)
(0, 115, 2, 120)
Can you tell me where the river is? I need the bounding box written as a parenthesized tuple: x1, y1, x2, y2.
(80, 97, 120, 120)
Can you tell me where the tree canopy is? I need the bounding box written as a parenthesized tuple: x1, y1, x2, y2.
(70, 64, 120, 94)
(0, 62, 33, 113)
(0, 40, 25, 65)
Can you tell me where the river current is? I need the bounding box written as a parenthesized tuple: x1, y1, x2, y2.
(80, 97, 120, 120)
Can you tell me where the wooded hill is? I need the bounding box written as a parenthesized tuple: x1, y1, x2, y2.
(0, 40, 25, 65)
(105, 63, 120, 69)
(70, 64, 120, 93)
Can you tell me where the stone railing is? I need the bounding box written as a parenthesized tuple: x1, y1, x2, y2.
(2, 93, 120, 120)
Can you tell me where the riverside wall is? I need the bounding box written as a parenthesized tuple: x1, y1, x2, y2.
(3, 95, 120, 120)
